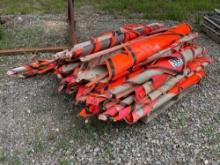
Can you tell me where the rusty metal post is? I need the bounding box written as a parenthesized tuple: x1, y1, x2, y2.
(0, 46, 69, 56)
(68, 0, 76, 46)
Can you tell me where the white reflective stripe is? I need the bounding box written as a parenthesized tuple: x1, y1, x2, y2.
(154, 93, 175, 109)
(115, 87, 136, 99)
(132, 70, 162, 84)
(121, 95, 134, 105)
(143, 82, 153, 94)
(111, 84, 132, 94)
(180, 33, 198, 42)
(11, 66, 27, 73)
(152, 63, 209, 109)
(149, 74, 184, 100)
(110, 70, 162, 94)
(136, 107, 145, 118)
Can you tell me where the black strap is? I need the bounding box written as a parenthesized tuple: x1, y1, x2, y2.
(125, 46, 137, 65)
(90, 38, 97, 54)
(107, 58, 115, 78)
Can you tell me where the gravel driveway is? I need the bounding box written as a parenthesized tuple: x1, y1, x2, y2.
(0, 5, 220, 165)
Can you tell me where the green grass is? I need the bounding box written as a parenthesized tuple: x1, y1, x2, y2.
(0, 148, 7, 162)
(0, 0, 67, 15)
(95, 0, 220, 20)
(0, 149, 22, 165)
(0, 25, 4, 39)
(59, 159, 79, 165)
(0, 26, 45, 49)
(198, 124, 220, 145)
(0, 25, 68, 49)
(32, 137, 45, 153)
(52, 137, 70, 153)
(8, 155, 22, 165)
(1, 0, 220, 21)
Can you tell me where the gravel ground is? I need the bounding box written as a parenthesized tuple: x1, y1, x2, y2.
(0, 5, 220, 165)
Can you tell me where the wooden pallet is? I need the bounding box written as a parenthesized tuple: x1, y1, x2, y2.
(201, 23, 220, 44)
(201, 9, 220, 44)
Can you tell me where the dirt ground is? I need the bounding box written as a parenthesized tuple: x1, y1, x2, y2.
(0, 5, 220, 165)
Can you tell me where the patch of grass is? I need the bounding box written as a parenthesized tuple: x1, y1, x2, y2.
(209, 133, 220, 145)
(0, 24, 68, 49)
(198, 126, 214, 136)
(0, 148, 35, 165)
(0, 26, 47, 49)
(53, 137, 70, 152)
(32, 137, 45, 153)
(59, 159, 69, 165)
(69, 120, 114, 146)
(59, 159, 79, 165)
(95, 0, 220, 21)
(70, 123, 99, 145)
(1, 1, 220, 21)
(0, 0, 66, 15)
(102, 144, 114, 163)
(0, 148, 7, 162)
(0, 25, 5, 40)
(8, 155, 22, 165)
(0, 0, 90, 15)
(198, 124, 220, 145)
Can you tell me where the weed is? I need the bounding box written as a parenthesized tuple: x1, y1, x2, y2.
(198, 124, 220, 145)
(32, 137, 45, 153)
(0, 149, 7, 162)
(198, 126, 214, 136)
(8, 155, 21, 165)
(54, 137, 70, 152)
(71, 123, 98, 145)
(0, 26, 45, 49)
(59, 159, 69, 165)
(59, 159, 79, 165)
(209, 133, 220, 145)
(0, 25, 4, 40)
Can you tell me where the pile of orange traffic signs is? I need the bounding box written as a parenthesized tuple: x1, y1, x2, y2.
(8, 22, 213, 124)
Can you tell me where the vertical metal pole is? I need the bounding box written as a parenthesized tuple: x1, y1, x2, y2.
(68, 0, 76, 46)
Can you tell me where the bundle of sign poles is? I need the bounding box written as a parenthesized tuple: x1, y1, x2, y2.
(7, 22, 213, 124)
